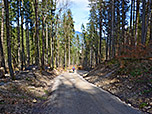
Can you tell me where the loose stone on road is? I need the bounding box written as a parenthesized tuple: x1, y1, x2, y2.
(33, 72, 143, 114)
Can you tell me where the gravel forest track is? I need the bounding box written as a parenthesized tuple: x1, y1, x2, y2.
(33, 71, 143, 114)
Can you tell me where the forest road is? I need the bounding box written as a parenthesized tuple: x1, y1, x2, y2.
(33, 72, 143, 114)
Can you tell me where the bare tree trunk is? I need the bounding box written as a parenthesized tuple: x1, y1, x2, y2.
(150, 6, 152, 42)
(26, 22, 30, 66)
(0, 0, 7, 73)
(17, 0, 21, 69)
(51, 27, 54, 68)
(42, 12, 45, 69)
(130, 0, 134, 45)
(122, 0, 125, 48)
(90, 48, 92, 67)
(132, 0, 135, 40)
(149, 4, 152, 57)
(68, 36, 70, 67)
(4, 0, 14, 79)
(135, 0, 140, 46)
(111, 0, 115, 58)
(35, 0, 39, 66)
(144, 0, 151, 42)
(99, 1, 102, 63)
(46, 24, 48, 65)
(141, 0, 146, 45)
(57, 34, 60, 67)
(64, 43, 66, 68)
(116, 5, 121, 56)
(106, 35, 109, 61)
(21, 0, 25, 70)
(41, 0, 46, 69)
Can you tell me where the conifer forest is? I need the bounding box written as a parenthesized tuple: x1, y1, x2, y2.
(0, 0, 152, 114)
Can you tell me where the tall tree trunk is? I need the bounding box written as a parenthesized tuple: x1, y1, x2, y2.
(41, 0, 46, 69)
(0, 0, 7, 73)
(149, 1, 152, 57)
(68, 36, 70, 67)
(31, 25, 34, 65)
(141, 0, 146, 45)
(108, 8, 111, 60)
(135, 0, 140, 46)
(130, 0, 134, 45)
(99, 1, 102, 63)
(116, 5, 121, 56)
(122, 0, 125, 48)
(42, 11, 45, 69)
(35, 0, 39, 66)
(64, 43, 66, 68)
(106, 34, 109, 61)
(4, 0, 14, 79)
(111, 0, 115, 58)
(132, 0, 135, 39)
(26, 22, 30, 66)
(51, 25, 54, 68)
(17, 0, 21, 69)
(144, 0, 151, 42)
(21, 0, 25, 70)
(46, 24, 48, 65)
(90, 48, 92, 67)
(150, 6, 152, 42)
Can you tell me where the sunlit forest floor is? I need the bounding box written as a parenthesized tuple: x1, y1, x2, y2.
(0, 69, 59, 114)
(82, 59, 152, 113)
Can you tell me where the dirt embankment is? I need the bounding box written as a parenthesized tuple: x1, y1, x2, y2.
(0, 69, 58, 114)
(82, 59, 152, 114)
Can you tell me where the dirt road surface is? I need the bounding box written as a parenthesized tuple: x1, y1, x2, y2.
(33, 71, 143, 114)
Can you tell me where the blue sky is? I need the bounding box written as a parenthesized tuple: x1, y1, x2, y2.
(70, 0, 90, 32)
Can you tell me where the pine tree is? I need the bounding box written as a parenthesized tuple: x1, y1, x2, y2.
(4, 0, 14, 79)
